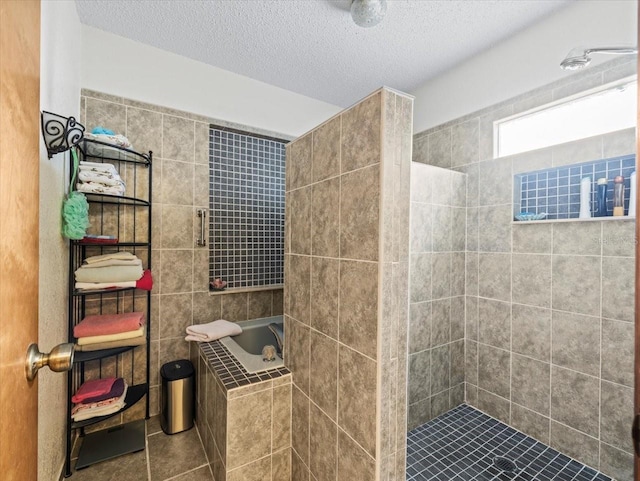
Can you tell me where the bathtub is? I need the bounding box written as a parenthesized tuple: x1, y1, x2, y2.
(219, 315, 284, 374)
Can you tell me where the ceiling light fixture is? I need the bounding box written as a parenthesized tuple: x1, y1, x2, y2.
(351, 0, 387, 28)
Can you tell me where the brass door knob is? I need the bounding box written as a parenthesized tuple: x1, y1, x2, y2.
(25, 343, 75, 381)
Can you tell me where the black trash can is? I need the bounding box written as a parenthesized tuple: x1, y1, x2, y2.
(160, 359, 195, 435)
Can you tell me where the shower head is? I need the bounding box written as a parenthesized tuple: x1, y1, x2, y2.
(560, 46, 637, 70)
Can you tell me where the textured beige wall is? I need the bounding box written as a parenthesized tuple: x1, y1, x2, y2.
(284, 88, 412, 481)
(407, 163, 467, 430)
(412, 57, 636, 481)
(81, 90, 284, 422)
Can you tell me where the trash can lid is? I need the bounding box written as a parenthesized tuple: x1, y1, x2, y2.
(161, 359, 194, 381)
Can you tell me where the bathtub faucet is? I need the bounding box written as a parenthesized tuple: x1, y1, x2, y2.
(267, 323, 284, 357)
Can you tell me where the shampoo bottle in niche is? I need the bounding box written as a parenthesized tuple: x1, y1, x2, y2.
(579, 176, 591, 219)
(613, 175, 625, 216)
(596, 177, 608, 217)
(628, 171, 636, 217)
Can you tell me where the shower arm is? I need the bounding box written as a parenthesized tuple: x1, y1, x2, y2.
(584, 47, 637, 56)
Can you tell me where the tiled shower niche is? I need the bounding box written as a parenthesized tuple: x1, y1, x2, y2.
(515, 154, 636, 220)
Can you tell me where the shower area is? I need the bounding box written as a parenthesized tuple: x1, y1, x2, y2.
(405, 54, 635, 481)
(285, 56, 634, 481)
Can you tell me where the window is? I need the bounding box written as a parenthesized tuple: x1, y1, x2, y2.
(209, 127, 286, 290)
(495, 77, 637, 158)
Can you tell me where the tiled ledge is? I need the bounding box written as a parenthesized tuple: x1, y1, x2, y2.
(512, 216, 635, 225)
(199, 340, 290, 392)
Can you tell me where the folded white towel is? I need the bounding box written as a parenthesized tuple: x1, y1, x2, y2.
(84, 252, 138, 264)
(78, 170, 125, 187)
(79, 161, 120, 175)
(77, 182, 126, 196)
(185, 320, 242, 342)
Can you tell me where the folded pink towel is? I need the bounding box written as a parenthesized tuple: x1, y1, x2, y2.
(185, 319, 242, 342)
(74, 312, 145, 338)
(72, 377, 117, 404)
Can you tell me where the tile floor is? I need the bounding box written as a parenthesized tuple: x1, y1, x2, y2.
(407, 404, 613, 481)
(68, 417, 213, 481)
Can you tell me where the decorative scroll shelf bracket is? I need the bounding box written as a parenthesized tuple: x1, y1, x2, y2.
(41, 110, 85, 159)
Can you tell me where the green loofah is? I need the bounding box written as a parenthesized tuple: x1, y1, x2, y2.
(61, 148, 90, 240)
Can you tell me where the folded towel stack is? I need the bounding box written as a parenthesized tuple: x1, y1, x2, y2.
(185, 319, 242, 342)
(77, 161, 126, 196)
(71, 377, 128, 421)
(74, 311, 146, 351)
(74, 252, 152, 291)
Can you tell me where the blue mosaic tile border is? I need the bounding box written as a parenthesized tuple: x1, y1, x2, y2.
(407, 404, 613, 481)
(516, 154, 636, 220)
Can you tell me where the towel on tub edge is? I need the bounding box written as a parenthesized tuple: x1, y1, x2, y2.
(185, 319, 242, 342)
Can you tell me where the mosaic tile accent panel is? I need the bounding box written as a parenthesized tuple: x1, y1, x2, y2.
(209, 127, 286, 289)
(516, 154, 635, 219)
(407, 404, 612, 481)
(199, 340, 289, 390)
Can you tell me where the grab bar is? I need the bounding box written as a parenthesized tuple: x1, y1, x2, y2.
(196, 209, 207, 247)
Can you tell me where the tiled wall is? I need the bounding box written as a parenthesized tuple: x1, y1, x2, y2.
(194, 348, 292, 480)
(412, 57, 635, 481)
(407, 163, 466, 430)
(284, 88, 412, 481)
(81, 89, 285, 418)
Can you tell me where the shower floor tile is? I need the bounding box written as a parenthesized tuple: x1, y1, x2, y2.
(406, 404, 612, 481)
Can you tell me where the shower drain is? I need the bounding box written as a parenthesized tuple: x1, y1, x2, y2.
(493, 456, 518, 473)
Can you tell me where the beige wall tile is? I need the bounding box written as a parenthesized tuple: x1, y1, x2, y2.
(600, 381, 633, 453)
(288, 133, 312, 190)
(163, 115, 195, 162)
(311, 177, 340, 257)
(310, 403, 338, 481)
(551, 255, 601, 316)
(160, 293, 193, 339)
(451, 118, 479, 167)
(161, 204, 194, 249)
(227, 456, 271, 481)
(248, 290, 273, 320)
(427, 129, 452, 169)
(161, 250, 194, 294)
(272, 448, 291, 481)
(291, 385, 310, 468)
(477, 389, 509, 424)
(221, 292, 248, 322)
(550, 366, 599, 437)
(272, 383, 292, 453)
(286, 317, 310, 394)
(337, 429, 375, 481)
(85, 97, 126, 133)
(510, 404, 550, 443)
(309, 331, 338, 421)
(313, 116, 341, 182)
(338, 346, 377, 457)
(601, 318, 634, 387)
(550, 421, 599, 469)
(287, 254, 311, 324)
(194, 122, 210, 165)
(512, 254, 551, 308)
(512, 304, 550, 362)
(551, 311, 600, 376)
(290, 186, 312, 255)
(478, 345, 510, 399)
(340, 164, 380, 261)
(310, 257, 339, 338)
(339, 260, 378, 359)
(162, 159, 194, 205)
(341, 92, 381, 173)
(599, 443, 633, 481)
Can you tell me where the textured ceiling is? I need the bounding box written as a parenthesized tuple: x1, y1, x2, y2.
(75, 0, 572, 107)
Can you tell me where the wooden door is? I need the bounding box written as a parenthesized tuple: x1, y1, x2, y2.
(636, 4, 640, 480)
(0, 1, 41, 480)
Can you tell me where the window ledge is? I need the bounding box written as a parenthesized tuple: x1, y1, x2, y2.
(512, 216, 634, 225)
